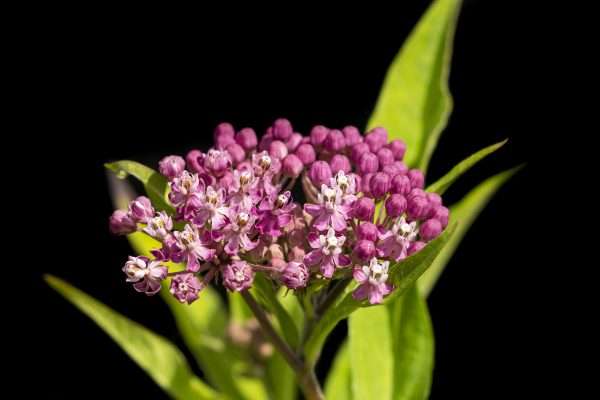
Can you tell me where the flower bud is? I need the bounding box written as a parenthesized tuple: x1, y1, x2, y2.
(310, 125, 329, 147)
(159, 155, 186, 180)
(426, 192, 442, 208)
(109, 209, 137, 235)
(382, 164, 400, 178)
(258, 131, 273, 151)
(129, 196, 154, 223)
(420, 218, 442, 241)
(226, 143, 246, 165)
(377, 147, 395, 167)
(269, 140, 288, 160)
(353, 240, 376, 261)
(390, 174, 411, 195)
(350, 142, 370, 164)
(213, 122, 235, 141)
(330, 154, 351, 174)
(186, 149, 205, 173)
(385, 194, 407, 217)
(281, 261, 309, 289)
(407, 194, 430, 220)
(370, 172, 390, 199)
(357, 222, 378, 241)
(394, 161, 409, 175)
(309, 161, 332, 187)
(358, 152, 379, 175)
(286, 133, 303, 152)
(408, 241, 426, 256)
(272, 118, 293, 140)
(408, 169, 425, 189)
(431, 205, 449, 228)
(323, 129, 346, 153)
(361, 173, 374, 197)
(387, 139, 406, 160)
(343, 125, 363, 147)
(353, 196, 375, 221)
(295, 143, 316, 165)
(282, 154, 304, 178)
(235, 128, 258, 150)
(365, 127, 388, 152)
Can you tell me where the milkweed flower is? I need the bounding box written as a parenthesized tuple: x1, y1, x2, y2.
(109, 118, 449, 305)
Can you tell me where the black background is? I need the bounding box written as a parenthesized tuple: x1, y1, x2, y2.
(20, 1, 550, 398)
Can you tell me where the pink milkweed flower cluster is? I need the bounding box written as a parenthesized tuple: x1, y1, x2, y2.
(109, 119, 449, 305)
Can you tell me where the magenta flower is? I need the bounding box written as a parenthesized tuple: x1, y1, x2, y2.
(169, 170, 202, 208)
(222, 260, 255, 292)
(173, 224, 216, 271)
(169, 273, 203, 304)
(192, 185, 229, 230)
(256, 191, 296, 238)
(221, 207, 258, 255)
(122, 256, 167, 296)
(159, 155, 186, 180)
(129, 196, 154, 223)
(281, 261, 309, 289)
(304, 228, 351, 278)
(352, 257, 393, 304)
(304, 185, 351, 232)
(377, 216, 418, 261)
(143, 211, 173, 241)
(109, 209, 137, 235)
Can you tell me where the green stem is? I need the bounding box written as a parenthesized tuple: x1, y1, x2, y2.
(240, 290, 324, 400)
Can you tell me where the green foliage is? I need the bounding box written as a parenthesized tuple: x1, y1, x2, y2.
(105, 160, 173, 213)
(419, 165, 523, 297)
(368, 0, 462, 172)
(45, 275, 219, 400)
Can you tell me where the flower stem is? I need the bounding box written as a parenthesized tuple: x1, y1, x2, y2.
(240, 290, 324, 400)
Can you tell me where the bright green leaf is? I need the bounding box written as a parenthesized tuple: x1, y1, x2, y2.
(367, 0, 462, 172)
(251, 273, 301, 349)
(426, 139, 508, 195)
(349, 306, 393, 400)
(324, 342, 352, 400)
(44, 275, 219, 400)
(389, 285, 434, 400)
(419, 165, 523, 297)
(105, 160, 173, 213)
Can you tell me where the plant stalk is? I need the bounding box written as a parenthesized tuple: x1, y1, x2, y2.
(241, 290, 324, 400)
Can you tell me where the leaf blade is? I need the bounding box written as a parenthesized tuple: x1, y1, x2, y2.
(44, 275, 219, 400)
(367, 0, 462, 172)
(105, 160, 173, 213)
(349, 306, 393, 400)
(324, 342, 352, 400)
(389, 285, 434, 400)
(418, 165, 523, 297)
(426, 139, 508, 195)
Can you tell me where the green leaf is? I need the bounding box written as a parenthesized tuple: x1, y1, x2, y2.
(367, 0, 462, 172)
(303, 289, 360, 366)
(349, 306, 393, 400)
(105, 160, 173, 212)
(389, 285, 434, 400)
(418, 165, 523, 297)
(127, 230, 268, 400)
(44, 275, 219, 400)
(265, 291, 303, 400)
(324, 343, 352, 400)
(228, 291, 254, 322)
(426, 139, 508, 195)
(251, 273, 301, 349)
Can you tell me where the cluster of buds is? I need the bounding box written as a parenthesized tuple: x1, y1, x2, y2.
(110, 119, 449, 305)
